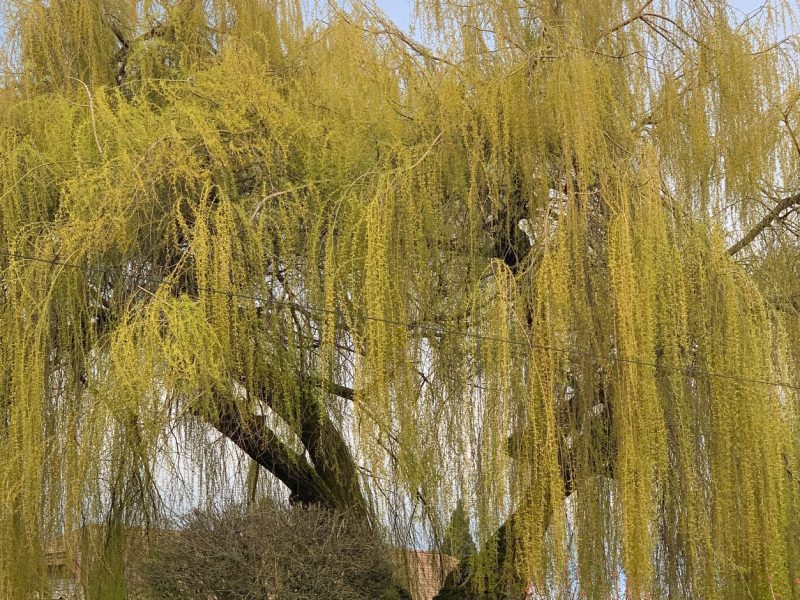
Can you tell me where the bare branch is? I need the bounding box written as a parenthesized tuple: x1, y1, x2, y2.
(727, 191, 800, 256)
(604, 0, 655, 37)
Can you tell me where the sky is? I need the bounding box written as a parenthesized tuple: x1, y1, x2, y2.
(0, 1, 782, 38)
(374, 0, 413, 31)
(373, 0, 776, 31)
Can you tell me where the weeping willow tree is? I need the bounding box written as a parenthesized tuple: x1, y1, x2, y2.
(0, 0, 799, 598)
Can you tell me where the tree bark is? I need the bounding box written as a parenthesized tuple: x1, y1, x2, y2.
(727, 191, 800, 256)
(206, 398, 338, 507)
(200, 375, 368, 517)
(299, 385, 370, 517)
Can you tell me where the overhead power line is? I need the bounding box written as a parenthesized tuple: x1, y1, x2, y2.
(1, 249, 799, 392)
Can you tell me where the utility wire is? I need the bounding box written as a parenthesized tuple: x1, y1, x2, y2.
(1, 248, 799, 392)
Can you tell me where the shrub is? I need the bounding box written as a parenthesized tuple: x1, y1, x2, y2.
(130, 502, 410, 600)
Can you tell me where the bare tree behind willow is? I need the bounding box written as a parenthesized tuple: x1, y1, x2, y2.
(0, 0, 799, 598)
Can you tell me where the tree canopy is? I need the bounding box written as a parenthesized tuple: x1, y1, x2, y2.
(0, 0, 799, 598)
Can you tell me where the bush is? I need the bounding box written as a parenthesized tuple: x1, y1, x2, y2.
(130, 502, 410, 600)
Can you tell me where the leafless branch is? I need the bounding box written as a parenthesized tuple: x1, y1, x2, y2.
(728, 191, 800, 256)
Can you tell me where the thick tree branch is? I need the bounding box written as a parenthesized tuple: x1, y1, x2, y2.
(205, 399, 336, 507)
(309, 376, 355, 402)
(224, 376, 368, 515)
(298, 385, 369, 517)
(727, 191, 800, 256)
(107, 15, 173, 86)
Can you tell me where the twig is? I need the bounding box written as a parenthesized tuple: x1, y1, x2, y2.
(70, 77, 105, 158)
(604, 0, 655, 37)
(250, 187, 307, 224)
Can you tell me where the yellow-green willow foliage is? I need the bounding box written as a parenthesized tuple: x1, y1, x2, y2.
(0, 0, 799, 598)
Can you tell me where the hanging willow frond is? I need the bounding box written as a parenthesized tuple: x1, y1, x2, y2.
(0, 1, 799, 598)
